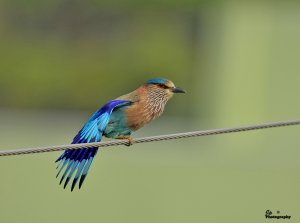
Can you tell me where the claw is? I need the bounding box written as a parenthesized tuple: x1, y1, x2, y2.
(116, 136, 134, 146)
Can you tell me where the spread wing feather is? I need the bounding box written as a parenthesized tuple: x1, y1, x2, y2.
(55, 100, 132, 191)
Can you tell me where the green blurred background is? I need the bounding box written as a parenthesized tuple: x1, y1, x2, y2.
(1, 1, 300, 222)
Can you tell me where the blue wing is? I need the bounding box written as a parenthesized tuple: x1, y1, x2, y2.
(55, 100, 132, 191)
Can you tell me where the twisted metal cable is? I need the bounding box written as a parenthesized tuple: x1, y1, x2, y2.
(1, 119, 300, 157)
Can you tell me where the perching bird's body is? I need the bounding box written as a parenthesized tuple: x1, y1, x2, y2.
(55, 78, 185, 191)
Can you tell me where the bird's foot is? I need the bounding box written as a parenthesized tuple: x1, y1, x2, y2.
(116, 136, 134, 147)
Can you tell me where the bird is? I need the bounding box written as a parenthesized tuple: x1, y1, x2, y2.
(55, 78, 185, 191)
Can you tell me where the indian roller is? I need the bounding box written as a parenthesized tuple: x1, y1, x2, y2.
(55, 78, 185, 191)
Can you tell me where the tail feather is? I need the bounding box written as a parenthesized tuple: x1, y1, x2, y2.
(55, 100, 132, 191)
(71, 160, 87, 191)
(64, 161, 80, 189)
(79, 149, 98, 189)
(56, 158, 70, 178)
(58, 148, 98, 187)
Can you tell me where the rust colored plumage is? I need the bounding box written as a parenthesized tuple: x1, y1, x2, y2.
(56, 78, 185, 191)
(117, 83, 172, 131)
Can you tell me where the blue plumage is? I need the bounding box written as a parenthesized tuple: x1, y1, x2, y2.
(55, 78, 185, 191)
(56, 100, 131, 191)
(146, 78, 169, 85)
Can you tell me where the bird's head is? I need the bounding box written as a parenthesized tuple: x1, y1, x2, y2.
(145, 78, 186, 99)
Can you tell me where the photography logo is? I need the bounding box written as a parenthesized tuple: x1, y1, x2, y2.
(265, 210, 291, 220)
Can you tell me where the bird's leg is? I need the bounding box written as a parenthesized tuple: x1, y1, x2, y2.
(115, 136, 134, 147)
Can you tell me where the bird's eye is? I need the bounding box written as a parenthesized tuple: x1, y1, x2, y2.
(157, 84, 169, 89)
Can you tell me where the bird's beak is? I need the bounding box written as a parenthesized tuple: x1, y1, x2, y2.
(172, 87, 186, 93)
